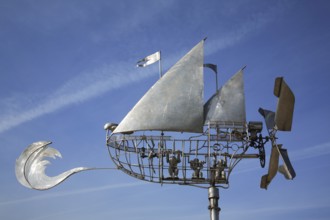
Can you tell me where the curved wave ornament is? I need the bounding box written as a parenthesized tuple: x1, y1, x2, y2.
(15, 141, 90, 190)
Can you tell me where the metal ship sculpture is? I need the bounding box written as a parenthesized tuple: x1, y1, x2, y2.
(16, 39, 296, 220)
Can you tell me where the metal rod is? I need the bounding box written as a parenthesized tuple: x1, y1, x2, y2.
(208, 186, 220, 220)
(221, 153, 260, 159)
(159, 50, 163, 78)
(215, 71, 218, 91)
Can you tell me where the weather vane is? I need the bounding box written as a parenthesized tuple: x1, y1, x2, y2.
(16, 39, 296, 220)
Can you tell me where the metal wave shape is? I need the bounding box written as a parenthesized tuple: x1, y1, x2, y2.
(16, 141, 90, 190)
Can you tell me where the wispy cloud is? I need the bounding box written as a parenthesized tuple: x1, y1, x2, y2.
(0, 181, 146, 206)
(0, 2, 294, 134)
(0, 64, 155, 134)
(291, 141, 330, 161)
(225, 201, 330, 219)
(206, 0, 295, 56)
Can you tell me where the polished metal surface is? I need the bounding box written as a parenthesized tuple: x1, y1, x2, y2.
(260, 144, 280, 189)
(16, 141, 89, 190)
(278, 148, 296, 179)
(258, 108, 275, 130)
(15, 141, 51, 189)
(204, 68, 246, 124)
(274, 77, 295, 131)
(114, 40, 205, 134)
(208, 186, 220, 220)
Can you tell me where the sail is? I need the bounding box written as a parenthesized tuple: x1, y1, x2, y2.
(114, 40, 205, 134)
(204, 68, 246, 124)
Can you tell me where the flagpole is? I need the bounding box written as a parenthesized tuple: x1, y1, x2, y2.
(159, 50, 162, 78)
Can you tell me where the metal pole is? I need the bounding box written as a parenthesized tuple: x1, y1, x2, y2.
(159, 51, 162, 78)
(215, 71, 218, 91)
(208, 186, 220, 220)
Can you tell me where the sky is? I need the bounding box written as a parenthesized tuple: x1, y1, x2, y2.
(1, 0, 330, 219)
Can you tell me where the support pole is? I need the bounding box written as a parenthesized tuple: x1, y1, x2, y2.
(208, 186, 220, 220)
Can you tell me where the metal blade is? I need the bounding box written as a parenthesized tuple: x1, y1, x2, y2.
(260, 144, 280, 189)
(278, 148, 296, 179)
(274, 77, 295, 131)
(258, 108, 275, 131)
(260, 144, 296, 189)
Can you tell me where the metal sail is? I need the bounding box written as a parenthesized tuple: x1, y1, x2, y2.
(114, 40, 205, 134)
(204, 68, 246, 124)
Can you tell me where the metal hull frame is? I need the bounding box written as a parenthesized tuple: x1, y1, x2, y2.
(106, 122, 260, 189)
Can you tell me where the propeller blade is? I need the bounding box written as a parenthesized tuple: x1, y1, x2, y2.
(258, 108, 275, 131)
(259, 77, 296, 189)
(260, 144, 296, 189)
(278, 148, 296, 179)
(260, 144, 280, 189)
(274, 77, 295, 131)
(16, 141, 90, 190)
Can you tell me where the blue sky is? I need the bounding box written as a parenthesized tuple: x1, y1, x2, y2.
(1, 0, 330, 219)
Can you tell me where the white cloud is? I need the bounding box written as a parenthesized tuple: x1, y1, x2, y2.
(0, 181, 146, 206)
(291, 141, 330, 161)
(0, 64, 155, 134)
(225, 201, 330, 219)
(0, 1, 295, 134)
(206, 0, 295, 56)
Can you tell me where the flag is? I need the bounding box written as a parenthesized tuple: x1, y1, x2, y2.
(203, 63, 217, 74)
(137, 51, 160, 67)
